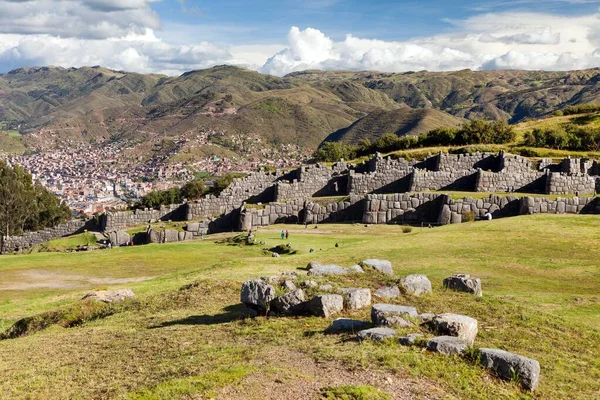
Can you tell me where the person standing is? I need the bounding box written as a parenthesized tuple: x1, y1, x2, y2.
(281, 230, 285, 240)
(285, 230, 289, 240)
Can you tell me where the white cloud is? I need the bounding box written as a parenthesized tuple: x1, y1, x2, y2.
(0, 2, 600, 76)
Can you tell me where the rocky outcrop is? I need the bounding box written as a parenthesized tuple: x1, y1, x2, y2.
(81, 289, 136, 304)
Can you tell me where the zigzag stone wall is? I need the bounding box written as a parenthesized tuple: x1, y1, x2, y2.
(1, 219, 95, 254)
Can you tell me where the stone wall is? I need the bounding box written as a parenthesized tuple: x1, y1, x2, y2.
(101, 204, 185, 231)
(363, 193, 445, 225)
(275, 162, 348, 201)
(239, 200, 305, 231)
(1, 218, 95, 254)
(410, 170, 476, 192)
(304, 195, 364, 224)
(475, 170, 547, 193)
(546, 173, 596, 195)
(437, 152, 500, 172)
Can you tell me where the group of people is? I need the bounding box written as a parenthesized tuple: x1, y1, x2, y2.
(280, 230, 289, 240)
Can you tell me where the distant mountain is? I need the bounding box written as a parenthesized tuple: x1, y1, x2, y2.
(2, 65, 600, 158)
(324, 108, 464, 144)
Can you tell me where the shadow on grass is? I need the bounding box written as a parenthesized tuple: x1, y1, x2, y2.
(149, 304, 242, 328)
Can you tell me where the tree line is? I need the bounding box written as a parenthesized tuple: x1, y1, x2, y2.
(0, 161, 71, 249)
(314, 119, 516, 162)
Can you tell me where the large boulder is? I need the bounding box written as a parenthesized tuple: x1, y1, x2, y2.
(357, 327, 396, 341)
(186, 222, 200, 233)
(326, 318, 371, 333)
(163, 229, 179, 243)
(400, 275, 432, 296)
(361, 259, 393, 276)
(270, 289, 305, 315)
(109, 230, 130, 246)
(306, 261, 322, 270)
(426, 336, 468, 356)
(431, 314, 478, 345)
(147, 227, 162, 243)
(307, 294, 344, 317)
(443, 274, 482, 297)
(340, 288, 371, 310)
(371, 304, 418, 326)
(438, 204, 452, 225)
(374, 286, 401, 299)
(308, 264, 348, 276)
(241, 279, 276, 311)
(479, 348, 540, 391)
(82, 289, 136, 304)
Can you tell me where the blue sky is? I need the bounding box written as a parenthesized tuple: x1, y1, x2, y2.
(0, 0, 599, 75)
(152, 0, 600, 43)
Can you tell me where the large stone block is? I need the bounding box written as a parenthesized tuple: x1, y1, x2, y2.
(431, 313, 478, 345)
(371, 304, 418, 326)
(426, 336, 468, 355)
(271, 289, 305, 315)
(400, 274, 432, 296)
(307, 294, 344, 317)
(479, 348, 541, 391)
(361, 259, 393, 275)
(340, 288, 371, 310)
(443, 274, 482, 297)
(241, 279, 276, 311)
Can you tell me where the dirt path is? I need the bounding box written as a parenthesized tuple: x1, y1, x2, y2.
(218, 348, 449, 400)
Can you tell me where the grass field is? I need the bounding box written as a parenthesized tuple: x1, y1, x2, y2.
(0, 215, 599, 399)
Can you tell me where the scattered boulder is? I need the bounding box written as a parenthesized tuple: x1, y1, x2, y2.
(307, 294, 344, 317)
(319, 284, 334, 292)
(399, 333, 424, 346)
(371, 304, 418, 326)
(306, 261, 322, 270)
(147, 227, 162, 243)
(241, 279, 276, 311)
(418, 313, 435, 322)
(431, 314, 478, 345)
(479, 348, 541, 391)
(361, 259, 393, 276)
(374, 286, 401, 299)
(326, 318, 371, 333)
(443, 274, 482, 297)
(308, 264, 348, 276)
(347, 264, 365, 274)
(400, 274, 432, 296)
(340, 288, 371, 310)
(302, 280, 318, 288)
(272, 252, 280, 258)
(271, 289, 306, 315)
(426, 336, 468, 356)
(357, 327, 396, 341)
(82, 289, 136, 304)
(282, 280, 297, 291)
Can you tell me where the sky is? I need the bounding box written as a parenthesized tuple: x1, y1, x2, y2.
(0, 0, 600, 76)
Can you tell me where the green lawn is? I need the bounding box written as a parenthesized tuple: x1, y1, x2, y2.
(0, 215, 599, 399)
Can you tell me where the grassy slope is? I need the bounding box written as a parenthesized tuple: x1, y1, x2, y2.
(0, 215, 599, 399)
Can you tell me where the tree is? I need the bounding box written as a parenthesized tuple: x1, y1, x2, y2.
(313, 142, 357, 162)
(181, 179, 206, 200)
(0, 162, 69, 250)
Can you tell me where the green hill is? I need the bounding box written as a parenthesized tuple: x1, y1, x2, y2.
(2, 65, 600, 159)
(324, 108, 465, 144)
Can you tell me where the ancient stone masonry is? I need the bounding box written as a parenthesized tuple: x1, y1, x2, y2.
(476, 170, 548, 193)
(275, 162, 348, 201)
(101, 204, 185, 231)
(411, 170, 475, 192)
(238, 195, 364, 229)
(239, 200, 305, 231)
(348, 155, 414, 195)
(187, 170, 281, 221)
(363, 193, 445, 225)
(1, 219, 94, 254)
(546, 173, 596, 195)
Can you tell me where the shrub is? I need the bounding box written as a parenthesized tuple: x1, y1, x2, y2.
(314, 142, 357, 162)
(462, 211, 475, 222)
(401, 225, 413, 233)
